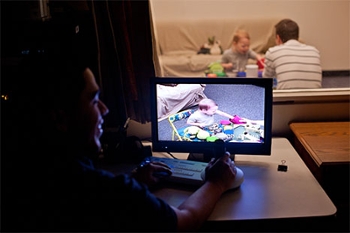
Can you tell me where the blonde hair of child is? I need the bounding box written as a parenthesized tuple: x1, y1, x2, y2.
(232, 29, 250, 43)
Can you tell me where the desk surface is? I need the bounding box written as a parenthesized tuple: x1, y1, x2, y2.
(150, 138, 336, 221)
(290, 122, 350, 166)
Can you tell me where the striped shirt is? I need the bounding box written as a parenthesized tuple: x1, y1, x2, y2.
(262, 40, 322, 89)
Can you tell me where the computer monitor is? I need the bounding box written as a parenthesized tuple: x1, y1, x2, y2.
(150, 77, 273, 161)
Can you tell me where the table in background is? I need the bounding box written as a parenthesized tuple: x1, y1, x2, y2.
(289, 122, 349, 182)
(290, 122, 349, 231)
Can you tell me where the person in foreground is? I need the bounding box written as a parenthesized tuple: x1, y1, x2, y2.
(262, 18, 322, 89)
(5, 40, 237, 232)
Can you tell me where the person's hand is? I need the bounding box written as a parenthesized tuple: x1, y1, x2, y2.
(131, 161, 172, 187)
(256, 56, 265, 70)
(224, 62, 234, 70)
(203, 152, 237, 191)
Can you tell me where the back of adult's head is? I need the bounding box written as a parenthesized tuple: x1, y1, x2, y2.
(275, 19, 299, 43)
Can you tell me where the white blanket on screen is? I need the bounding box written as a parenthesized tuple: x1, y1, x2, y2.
(157, 84, 207, 121)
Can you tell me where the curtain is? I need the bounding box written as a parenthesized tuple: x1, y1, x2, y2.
(89, 0, 154, 126)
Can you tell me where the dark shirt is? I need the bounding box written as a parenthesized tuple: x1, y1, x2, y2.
(4, 153, 177, 232)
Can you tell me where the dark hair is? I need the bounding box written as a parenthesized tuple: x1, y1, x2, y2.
(275, 19, 299, 43)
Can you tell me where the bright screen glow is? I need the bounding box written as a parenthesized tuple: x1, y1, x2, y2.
(150, 77, 273, 157)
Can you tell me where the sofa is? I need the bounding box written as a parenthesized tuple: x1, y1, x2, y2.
(153, 17, 281, 77)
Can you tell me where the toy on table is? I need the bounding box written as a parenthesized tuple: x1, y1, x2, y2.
(257, 58, 265, 78)
(205, 61, 226, 77)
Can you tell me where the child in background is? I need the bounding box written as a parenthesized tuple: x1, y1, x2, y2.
(221, 29, 263, 72)
(187, 98, 246, 128)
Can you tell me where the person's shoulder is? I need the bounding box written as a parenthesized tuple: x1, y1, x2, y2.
(248, 49, 258, 56)
(291, 40, 320, 53)
(191, 110, 201, 116)
(223, 49, 232, 55)
(265, 45, 279, 55)
(302, 43, 320, 51)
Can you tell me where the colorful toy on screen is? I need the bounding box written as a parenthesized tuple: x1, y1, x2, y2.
(229, 115, 247, 124)
(207, 123, 223, 134)
(170, 111, 192, 121)
(184, 126, 210, 140)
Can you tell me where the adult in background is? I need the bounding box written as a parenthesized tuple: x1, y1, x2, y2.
(263, 19, 322, 89)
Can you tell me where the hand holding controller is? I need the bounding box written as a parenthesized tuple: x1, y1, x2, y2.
(201, 139, 244, 190)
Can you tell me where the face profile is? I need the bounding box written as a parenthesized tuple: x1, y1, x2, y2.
(70, 68, 109, 158)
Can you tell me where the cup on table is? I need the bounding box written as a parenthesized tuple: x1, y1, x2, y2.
(245, 64, 258, 78)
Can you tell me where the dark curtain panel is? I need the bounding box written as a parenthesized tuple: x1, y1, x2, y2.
(89, 0, 154, 126)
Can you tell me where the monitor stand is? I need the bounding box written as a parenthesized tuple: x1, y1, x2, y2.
(187, 138, 227, 162)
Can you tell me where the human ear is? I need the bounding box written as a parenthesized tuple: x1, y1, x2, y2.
(275, 35, 282, 45)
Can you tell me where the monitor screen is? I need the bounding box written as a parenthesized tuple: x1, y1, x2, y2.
(150, 77, 273, 160)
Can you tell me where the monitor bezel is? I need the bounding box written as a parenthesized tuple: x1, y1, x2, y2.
(150, 77, 273, 156)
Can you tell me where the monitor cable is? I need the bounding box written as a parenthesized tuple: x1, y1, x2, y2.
(166, 152, 178, 159)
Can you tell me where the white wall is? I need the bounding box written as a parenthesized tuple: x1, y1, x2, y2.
(150, 0, 350, 71)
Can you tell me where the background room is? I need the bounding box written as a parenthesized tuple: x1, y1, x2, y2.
(150, 0, 349, 73)
(128, 0, 349, 139)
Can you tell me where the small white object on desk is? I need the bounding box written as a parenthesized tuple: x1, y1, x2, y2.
(246, 64, 259, 78)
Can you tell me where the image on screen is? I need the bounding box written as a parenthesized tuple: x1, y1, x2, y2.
(150, 77, 273, 156)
